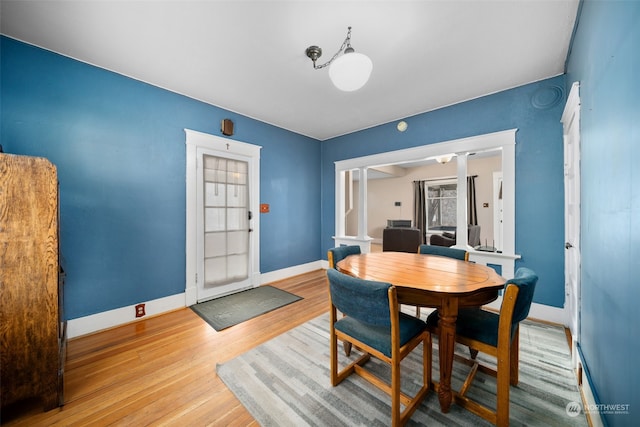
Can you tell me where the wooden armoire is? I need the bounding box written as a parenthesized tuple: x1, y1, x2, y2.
(0, 153, 65, 412)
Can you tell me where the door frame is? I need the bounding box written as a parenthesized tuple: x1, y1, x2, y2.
(185, 129, 261, 306)
(561, 82, 581, 364)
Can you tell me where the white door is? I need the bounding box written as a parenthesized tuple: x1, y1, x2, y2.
(185, 130, 261, 305)
(561, 82, 581, 363)
(198, 153, 251, 301)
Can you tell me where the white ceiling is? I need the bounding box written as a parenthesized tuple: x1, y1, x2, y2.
(1, 0, 579, 141)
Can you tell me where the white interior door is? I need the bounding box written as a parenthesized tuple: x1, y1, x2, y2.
(198, 153, 251, 301)
(185, 129, 261, 305)
(561, 82, 581, 363)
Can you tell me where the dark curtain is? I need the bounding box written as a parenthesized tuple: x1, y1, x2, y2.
(413, 180, 427, 244)
(467, 175, 478, 226)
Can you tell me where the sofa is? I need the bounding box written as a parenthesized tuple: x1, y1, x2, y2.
(430, 225, 481, 248)
(382, 227, 422, 253)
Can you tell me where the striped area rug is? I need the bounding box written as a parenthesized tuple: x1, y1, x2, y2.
(216, 312, 588, 426)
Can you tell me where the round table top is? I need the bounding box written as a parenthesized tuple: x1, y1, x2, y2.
(336, 251, 505, 295)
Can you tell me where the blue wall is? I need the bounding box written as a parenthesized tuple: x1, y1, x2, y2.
(321, 77, 567, 308)
(565, 1, 639, 426)
(4, 2, 637, 421)
(1, 35, 568, 319)
(1, 36, 321, 320)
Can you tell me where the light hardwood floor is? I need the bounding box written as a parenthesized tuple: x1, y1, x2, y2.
(2, 269, 330, 426)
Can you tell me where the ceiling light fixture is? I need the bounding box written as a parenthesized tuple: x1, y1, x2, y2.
(305, 27, 373, 92)
(435, 154, 454, 164)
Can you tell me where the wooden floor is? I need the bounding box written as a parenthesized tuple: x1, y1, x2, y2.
(2, 269, 330, 427)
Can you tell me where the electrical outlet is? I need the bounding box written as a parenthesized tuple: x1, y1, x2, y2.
(135, 303, 146, 318)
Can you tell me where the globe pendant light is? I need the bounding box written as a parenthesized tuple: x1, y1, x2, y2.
(306, 27, 372, 92)
(328, 47, 373, 92)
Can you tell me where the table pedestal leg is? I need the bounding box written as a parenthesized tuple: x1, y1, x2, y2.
(437, 298, 458, 413)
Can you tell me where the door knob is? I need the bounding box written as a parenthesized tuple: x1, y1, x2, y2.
(565, 242, 573, 249)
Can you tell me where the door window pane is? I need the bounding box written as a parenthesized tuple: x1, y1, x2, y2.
(204, 232, 226, 258)
(202, 155, 250, 286)
(227, 230, 248, 254)
(204, 257, 226, 287)
(205, 182, 226, 207)
(205, 207, 225, 232)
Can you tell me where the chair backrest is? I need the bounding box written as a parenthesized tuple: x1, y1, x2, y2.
(326, 268, 392, 327)
(418, 244, 468, 261)
(505, 267, 538, 324)
(382, 227, 421, 253)
(327, 245, 361, 269)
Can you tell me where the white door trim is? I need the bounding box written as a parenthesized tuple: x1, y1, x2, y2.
(185, 129, 261, 306)
(561, 82, 581, 365)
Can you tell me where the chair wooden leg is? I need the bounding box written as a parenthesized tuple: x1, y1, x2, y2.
(510, 328, 520, 386)
(330, 327, 338, 386)
(343, 341, 352, 357)
(425, 334, 432, 388)
(397, 334, 431, 426)
(496, 346, 511, 427)
(391, 357, 401, 426)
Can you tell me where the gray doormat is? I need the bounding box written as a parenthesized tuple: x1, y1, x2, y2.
(191, 285, 303, 331)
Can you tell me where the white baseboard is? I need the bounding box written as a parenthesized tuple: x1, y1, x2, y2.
(67, 260, 569, 342)
(260, 260, 324, 285)
(67, 260, 325, 338)
(67, 293, 186, 339)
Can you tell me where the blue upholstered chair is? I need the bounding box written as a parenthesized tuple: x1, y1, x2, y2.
(426, 267, 538, 426)
(327, 269, 431, 426)
(418, 244, 469, 261)
(327, 245, 361, 269)
(328, 245, 362, 356)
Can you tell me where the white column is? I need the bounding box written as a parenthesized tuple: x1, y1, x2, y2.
(333, 167, 372, 253)
(455, 152, 469, 249)
(358, 167, 368, 239)
(501, 143, 516, 255)
(334, 169, 346, 237)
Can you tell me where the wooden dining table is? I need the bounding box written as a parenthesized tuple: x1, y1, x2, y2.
(336, 251, 505, 413)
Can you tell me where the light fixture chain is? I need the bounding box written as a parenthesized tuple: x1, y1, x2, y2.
(313, 27, 352, 70)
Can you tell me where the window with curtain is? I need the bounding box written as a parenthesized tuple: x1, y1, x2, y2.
(427, 181, 457, 230)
